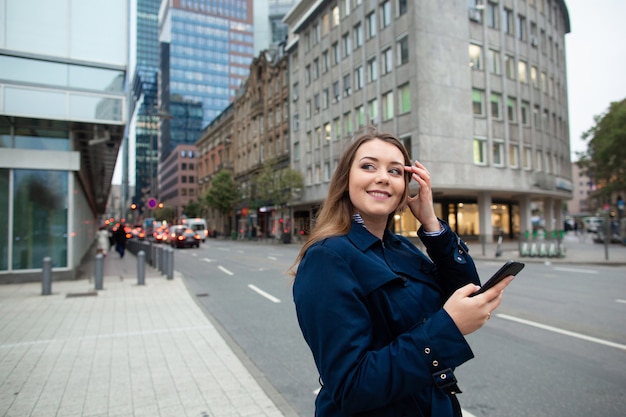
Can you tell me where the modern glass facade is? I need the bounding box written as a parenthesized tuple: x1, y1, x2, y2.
(131, 0, 162, 208)
(0, 0, 127, 281)
(158, 0, 254, 159)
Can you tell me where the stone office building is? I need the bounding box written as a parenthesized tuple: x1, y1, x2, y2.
(284, 0, 573, 242)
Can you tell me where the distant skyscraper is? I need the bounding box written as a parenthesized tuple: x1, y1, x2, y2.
(129, 0, 161, 208)
(253, 0, 297, 55)
(158, 0, 254, 160)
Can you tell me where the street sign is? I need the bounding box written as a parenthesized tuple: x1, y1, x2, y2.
(147, 197, 157, 209)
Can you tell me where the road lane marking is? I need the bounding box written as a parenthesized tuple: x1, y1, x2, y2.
(616, 299, 626, 304)
(267, 256, 277, 261)
(218, 266, 234, 276)
(203, 258, 215, 263)
(497, 314, 626, 351)
(248, 284, 281, 303)
(552, 267, 598, 274)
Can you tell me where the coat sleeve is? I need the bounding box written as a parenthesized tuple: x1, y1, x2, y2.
(293, 243, 474, 415)
(417, 221, 481, 297)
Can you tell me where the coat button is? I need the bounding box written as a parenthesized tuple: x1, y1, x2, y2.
(424, 347, 431, 354)
(440, 373, 447, 380)
(432, 360, 439, 367)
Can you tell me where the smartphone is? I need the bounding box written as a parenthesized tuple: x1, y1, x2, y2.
(471, 260, 525, 297)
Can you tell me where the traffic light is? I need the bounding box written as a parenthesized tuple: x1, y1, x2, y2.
(130, 203, 137, 210)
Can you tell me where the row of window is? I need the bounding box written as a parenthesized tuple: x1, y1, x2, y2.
(472, 89, 566, 138)
(477, 0, 564, 37)
(469, 44, 563, 101)
(294, 83, 411, 135)
(472, 138, 566, 177)
(303, 0, 407, 53)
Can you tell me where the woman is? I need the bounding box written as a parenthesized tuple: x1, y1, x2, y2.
(291, 129, 513, 417)
(96, 225, 110, 256)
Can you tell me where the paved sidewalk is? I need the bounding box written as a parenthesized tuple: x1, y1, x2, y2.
(464, 231, 626, 265)
(0, 249, 287, 417)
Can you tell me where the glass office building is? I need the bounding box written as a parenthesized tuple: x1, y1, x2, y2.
(0, 0, 127, 282)
(158, 0, 254, 160)
(130, 0, 161, 208)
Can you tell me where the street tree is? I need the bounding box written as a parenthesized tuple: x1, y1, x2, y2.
(205, 170, 240, 235)
(254, 157, 303, 240)
(182, 199, 204, 218)
(577, 98, 626, 201)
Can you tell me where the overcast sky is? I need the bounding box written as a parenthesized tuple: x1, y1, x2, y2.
(565, 0, 626, 159)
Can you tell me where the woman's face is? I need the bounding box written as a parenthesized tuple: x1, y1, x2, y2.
(348, 138, 406, 224)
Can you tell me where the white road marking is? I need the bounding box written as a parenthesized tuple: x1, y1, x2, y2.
(248, 284, 281, 303)
(552, 267, 598, 274)
(616, 299, 626, 304)
(218, 266, 234, 276)
(268, 256, 277, 261)
(498, 314, 626, 351)
(203, 258, 215, 263)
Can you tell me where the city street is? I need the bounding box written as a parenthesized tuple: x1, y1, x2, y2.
(173, 238, 626, 417)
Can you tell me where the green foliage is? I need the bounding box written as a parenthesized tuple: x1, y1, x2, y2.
(577, 98, 626, 197)
(254, 157, 304, 208)
(182, 199, 203, 218)
(154, 206, 176, 225)
(205, 170, 240, 215)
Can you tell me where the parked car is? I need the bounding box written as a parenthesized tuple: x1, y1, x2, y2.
(169, 225, 201, 248)
(153, 226, 169, 243)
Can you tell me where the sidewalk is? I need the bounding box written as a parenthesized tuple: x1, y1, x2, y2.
(465, 231, 626, 266)
(0, 248, 288, 417)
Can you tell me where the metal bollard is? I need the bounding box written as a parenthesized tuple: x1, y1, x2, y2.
(94, 253, 104, 290)
(137, 250, 146, 285)
(42, 257, 52, 295)
(166, 248, 174, 280)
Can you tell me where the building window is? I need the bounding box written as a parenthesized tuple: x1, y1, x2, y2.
(472, 89, 485, 116)
(531, 65, 538, 88)
(382, 47, 393, 74)
(332, 42, 339, 65)
(355, 66, 364, 90)
(332, 6, 339, 26)
(322, 50, 329, 72)
(382, 91, 394, 120)
(509, 144, 519, 168)
(368, 98, 378, 124)
(523, 147, 532, 169)
(354, 23, 363, 48)
(380, 1, 391, 28)
(333, 81, 340, 101)
(507, 97, 516, 122)
(344, 111, 353, 135)
(488, 49, 501, 74)
(367, 57, 378, 82)
(503, 8, 514, 35)
(343, 73, 351, 96)
(334, 117, 341, 139)
(473, 138, 487, 165)
(517, 15, 526, 40)
(323, 89, 329, 109)
(492, 140, 505, 166)
(518, 60, 527, 83)
(521, 101, 529, 125)
(342, 33, 351, 58)
(490, 93, 502, 119)
(487, 1, 498, 29)
(398, 83, 411, 114)
(505, 55, 515, 79)
(398, 0, 407, 16)
(356, 105, 365, 127)
(367, 12, 376, 38)
(469, 43, 482, 70)
(397, 35, 409, 66)
(294, 142, 300, 161)
(293, 113, 300, 131)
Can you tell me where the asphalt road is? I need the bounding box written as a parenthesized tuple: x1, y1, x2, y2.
(172, 239, 626, 417)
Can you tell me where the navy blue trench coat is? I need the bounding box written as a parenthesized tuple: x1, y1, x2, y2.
(293, 220, 481, 417)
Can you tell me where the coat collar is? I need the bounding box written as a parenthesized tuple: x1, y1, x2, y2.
(346, 219, 403, 252)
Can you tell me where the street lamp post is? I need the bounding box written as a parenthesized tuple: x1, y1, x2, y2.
(148, 106, 173, 204)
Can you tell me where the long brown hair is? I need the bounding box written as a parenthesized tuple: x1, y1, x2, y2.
(289, 127, 412, 275)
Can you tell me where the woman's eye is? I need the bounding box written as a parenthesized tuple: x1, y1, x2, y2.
(361, 163, 375, 170)
(389, 168, 402, 175)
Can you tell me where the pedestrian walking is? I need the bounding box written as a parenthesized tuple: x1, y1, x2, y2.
(291, 128, 514, 417)
(113, 224, 127, 258)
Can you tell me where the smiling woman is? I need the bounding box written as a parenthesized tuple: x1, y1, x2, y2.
(290, 128, 514, 417)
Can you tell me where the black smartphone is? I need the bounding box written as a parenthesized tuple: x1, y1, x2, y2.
(471, 260, 525, 297)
